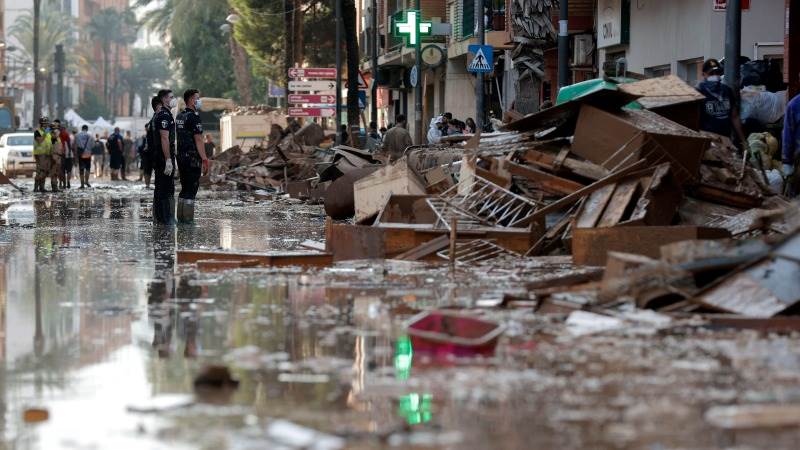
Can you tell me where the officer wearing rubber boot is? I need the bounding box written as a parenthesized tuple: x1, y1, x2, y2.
(153, 89, 178, 225)
(33, 117, 53, 193)
(175, 89, 209, 224)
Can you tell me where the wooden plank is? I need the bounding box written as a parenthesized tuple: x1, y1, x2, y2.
(552, 147, 570, 171)
(196, 259, 261, 272)
(521, 149, 557, 169)
(394, 235, 450, 261)
(692, 184, 763, 209)
(571, 226, 732, 266)
(328, 224, 386, 261)
(506, 161, 585, 196)
(529, 159, 651, 222)
(597, 179, 640, 227)
(575, 184, 616, 228)
(177, 250, 333, 268)
(475, 166, 511, 189)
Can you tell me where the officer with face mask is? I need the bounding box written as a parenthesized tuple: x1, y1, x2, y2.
(153, 89, 178, 225)
(697, 58, 748, 151)
(175, 89, 210, 223)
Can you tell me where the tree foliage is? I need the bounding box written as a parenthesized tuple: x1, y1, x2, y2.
(87, 7, 139, 107)
(8, 3, 76, 72)
(77, 90, 112, 119)
(229, 0, 336, 84)
(120, 47, 171, 115)
(139, 0, 239, 100)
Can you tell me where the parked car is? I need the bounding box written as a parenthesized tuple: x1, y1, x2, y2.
(0, 132, 35, 177)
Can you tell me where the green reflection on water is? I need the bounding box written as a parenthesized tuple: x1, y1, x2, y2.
(394, 335, 413, 381)
(398, 393, 433, 425)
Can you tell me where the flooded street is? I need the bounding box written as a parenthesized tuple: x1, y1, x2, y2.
(0, 183, 799, 449)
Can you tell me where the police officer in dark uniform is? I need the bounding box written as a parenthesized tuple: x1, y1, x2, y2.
(175, 89, 210, 223)
(141, 95, 161, 189)
(153, 89, 178, 225)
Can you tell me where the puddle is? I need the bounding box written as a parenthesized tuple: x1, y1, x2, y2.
(1, 186, 800, 449)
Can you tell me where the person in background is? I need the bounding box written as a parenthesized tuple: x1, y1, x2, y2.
(696, 58, 748, 151)
(366, 121, 381, 151)
(204, 134, 216, 160)
(33, 116, 53, 193)
(107, 127, 124, 181)
(91, 134, 104, 179)
(339, 124, 349, 145)
(75, 125, 93, 188)
(55, 120, 73, 189)
(153, 89, 178, 225)
(466, 118, 477, 134)
(175, 88, 210, 223)
(140, 96, 161, 189)
(379, 126, 387, 137)
(782, 73, 800, 196)
(122, 130, 134, 181)
(382, 114, 413, 162)
(50, 120, 65, 192)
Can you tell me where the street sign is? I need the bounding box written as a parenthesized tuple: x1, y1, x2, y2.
(288, 107, 335, 117)
(288, 68, 337, 79)
(288, 94, 336, 104)
(409, 65, 418, 87)
(467, 45, 493, 73)
(394, 10, 432, 46)
(358, 91, 366, 109)
(345, 71, 369, 90)
(288, 80, 337, 92)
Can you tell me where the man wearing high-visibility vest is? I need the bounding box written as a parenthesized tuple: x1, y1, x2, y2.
(33, 116, 54, 193)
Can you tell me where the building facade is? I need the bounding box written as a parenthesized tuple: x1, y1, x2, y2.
(359, 0, 599, 141)
(597, 0, 786, 84)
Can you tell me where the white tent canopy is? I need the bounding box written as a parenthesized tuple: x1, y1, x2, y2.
(64, 108, 90, 129)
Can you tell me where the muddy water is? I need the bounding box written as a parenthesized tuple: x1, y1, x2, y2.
(0, 186, 800, 449)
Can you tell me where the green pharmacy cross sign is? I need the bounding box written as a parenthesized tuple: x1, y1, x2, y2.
(394, 10, 432, 46)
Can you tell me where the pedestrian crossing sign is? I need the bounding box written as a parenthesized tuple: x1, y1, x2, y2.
(468, 45, 493, 73)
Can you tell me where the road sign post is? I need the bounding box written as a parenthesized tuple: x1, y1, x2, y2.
(288, 94, 337, 104)
(288, 68, 337, 79)
(288, 107, 336, 117)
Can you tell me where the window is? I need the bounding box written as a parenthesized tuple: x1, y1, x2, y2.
(602, 51, 627, 76)
(8, 136, 33, 146)
(678, 58, 703, 86)
(645, 64, 671, 78)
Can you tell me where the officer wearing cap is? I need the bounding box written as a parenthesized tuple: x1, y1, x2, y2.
(174, 89, 209, 224)
(33, 116, 53, 193)
(696, 58, 748, 150)
(153, 89, 178, 225)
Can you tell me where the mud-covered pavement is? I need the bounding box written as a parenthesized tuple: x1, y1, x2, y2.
(1, 181, 800, 449)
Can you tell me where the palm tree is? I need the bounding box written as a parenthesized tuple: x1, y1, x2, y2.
(87, 9, 118, 108)
(510, 0, 556, 114)
(9, 2, 77, 116)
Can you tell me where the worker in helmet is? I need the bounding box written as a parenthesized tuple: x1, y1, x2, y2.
(33, 116, 54, 193)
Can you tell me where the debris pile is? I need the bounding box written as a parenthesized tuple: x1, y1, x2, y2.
(193, 74, 798, 327)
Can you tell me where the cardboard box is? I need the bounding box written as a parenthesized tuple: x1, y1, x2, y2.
(353, 158, 426, 222)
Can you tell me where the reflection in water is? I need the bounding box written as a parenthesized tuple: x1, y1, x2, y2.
(399, 393, 433, 425)
(219, 219, 232, 249)
(148, 228, 202, 358)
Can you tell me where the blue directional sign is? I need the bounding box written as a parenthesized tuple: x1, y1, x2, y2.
(467, 45, 494, 73)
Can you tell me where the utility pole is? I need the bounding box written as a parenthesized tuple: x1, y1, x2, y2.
(55, 44, 65, 121)
(335, 0, 342, 145)
(474, 0, 485, 131)
(724, 0, 741, 92)
(32, 0, 42, 122)
(370, 0, 378, 125)
(557, 0, 569, 89)
(414, 2, 423, 145)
